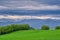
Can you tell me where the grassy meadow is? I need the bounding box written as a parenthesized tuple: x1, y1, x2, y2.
(0, 30, 60, 40)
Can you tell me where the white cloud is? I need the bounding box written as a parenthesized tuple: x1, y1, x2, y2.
(0, 15, 60, 20)
(17, 4, 60, 10)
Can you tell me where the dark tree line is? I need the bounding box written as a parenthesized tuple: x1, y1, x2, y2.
(0, 24, 60, 35)
(0, 24, 31, 35)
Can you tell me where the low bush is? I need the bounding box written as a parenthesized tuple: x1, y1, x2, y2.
(41, 25, 50, 30)
(0, 24, 31, 35)
(55, 26, 60, 30)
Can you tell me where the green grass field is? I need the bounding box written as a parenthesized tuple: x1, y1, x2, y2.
(0, 30, 60, 40)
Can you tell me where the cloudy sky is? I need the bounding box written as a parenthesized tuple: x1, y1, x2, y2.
(0, 0, 60, 20)
(0, 0, 60, 27)
(0, 0, 60, 10)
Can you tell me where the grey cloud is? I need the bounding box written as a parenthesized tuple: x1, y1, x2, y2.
(33, 0, 60, 5)
(0, 0, 60, 10)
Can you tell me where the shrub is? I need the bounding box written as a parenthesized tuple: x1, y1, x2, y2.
(0, 27, 3, 34)
(0, 26, 14, 34)
(0, 24, 31, 35)
(55, 26, 60, 30)
(17, 24, 30, 30)
(7, 24, 30, 30)
(41, 25, 50, 30)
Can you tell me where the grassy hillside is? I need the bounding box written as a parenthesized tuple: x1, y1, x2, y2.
(0, 30, 60, 40)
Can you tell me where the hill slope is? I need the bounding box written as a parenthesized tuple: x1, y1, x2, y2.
(0, 30, 60, 40)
